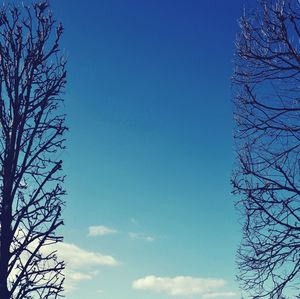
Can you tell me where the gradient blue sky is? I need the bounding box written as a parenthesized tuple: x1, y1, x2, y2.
(50, 1, 247, 298)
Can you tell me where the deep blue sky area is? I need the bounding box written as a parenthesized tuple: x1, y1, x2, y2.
(50, 1, 247, 298)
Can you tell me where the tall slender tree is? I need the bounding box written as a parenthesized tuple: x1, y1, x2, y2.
(0, 2, 67, 298)
(233, 0, 300, 298)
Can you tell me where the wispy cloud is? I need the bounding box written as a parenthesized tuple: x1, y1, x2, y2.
(129, 232, 155, 242)
(64, 270, 93, 292)
(88, 225, 118, 236)
(130, 217, 139, 225)
(96, 289, 104, 294)
(132, 275, 238, 298)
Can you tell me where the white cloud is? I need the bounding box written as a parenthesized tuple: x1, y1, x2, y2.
(42, 242, 118, 292)
(88, 225, 118, 236)
(129, 232, 154, 242)
(9, 227, 119, 293)
(67, 271, 92, 282)
(132, 275, 237, 298)
(56, 242, 118, 268)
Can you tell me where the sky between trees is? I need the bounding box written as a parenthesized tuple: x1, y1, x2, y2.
(47, 1, 246, 298)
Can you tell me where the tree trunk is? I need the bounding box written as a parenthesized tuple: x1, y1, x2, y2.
(0, 209, 12, 299)
(0, 158, 14, 299)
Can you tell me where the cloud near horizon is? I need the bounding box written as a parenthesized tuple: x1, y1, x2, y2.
(9, 227, 119, 293)
(88, 225, 118, 236)
(57, 242, 118, 268)
(52, 242, 118, 292)
(132, 275, 238, 298)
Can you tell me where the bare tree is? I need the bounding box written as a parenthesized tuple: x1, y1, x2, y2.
(0, 2, 67, 299)
(232, 0, 300, 298)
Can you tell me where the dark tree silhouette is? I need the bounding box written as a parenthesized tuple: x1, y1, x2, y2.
(232, 0, 300, 298)
(0, 2, 67, 299)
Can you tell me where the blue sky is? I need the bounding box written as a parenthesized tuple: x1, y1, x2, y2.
(50, 1, 246, 298)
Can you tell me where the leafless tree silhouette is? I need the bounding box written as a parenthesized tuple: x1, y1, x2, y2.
(232, 0, 300, 298)
(0, 2, 67, 298)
